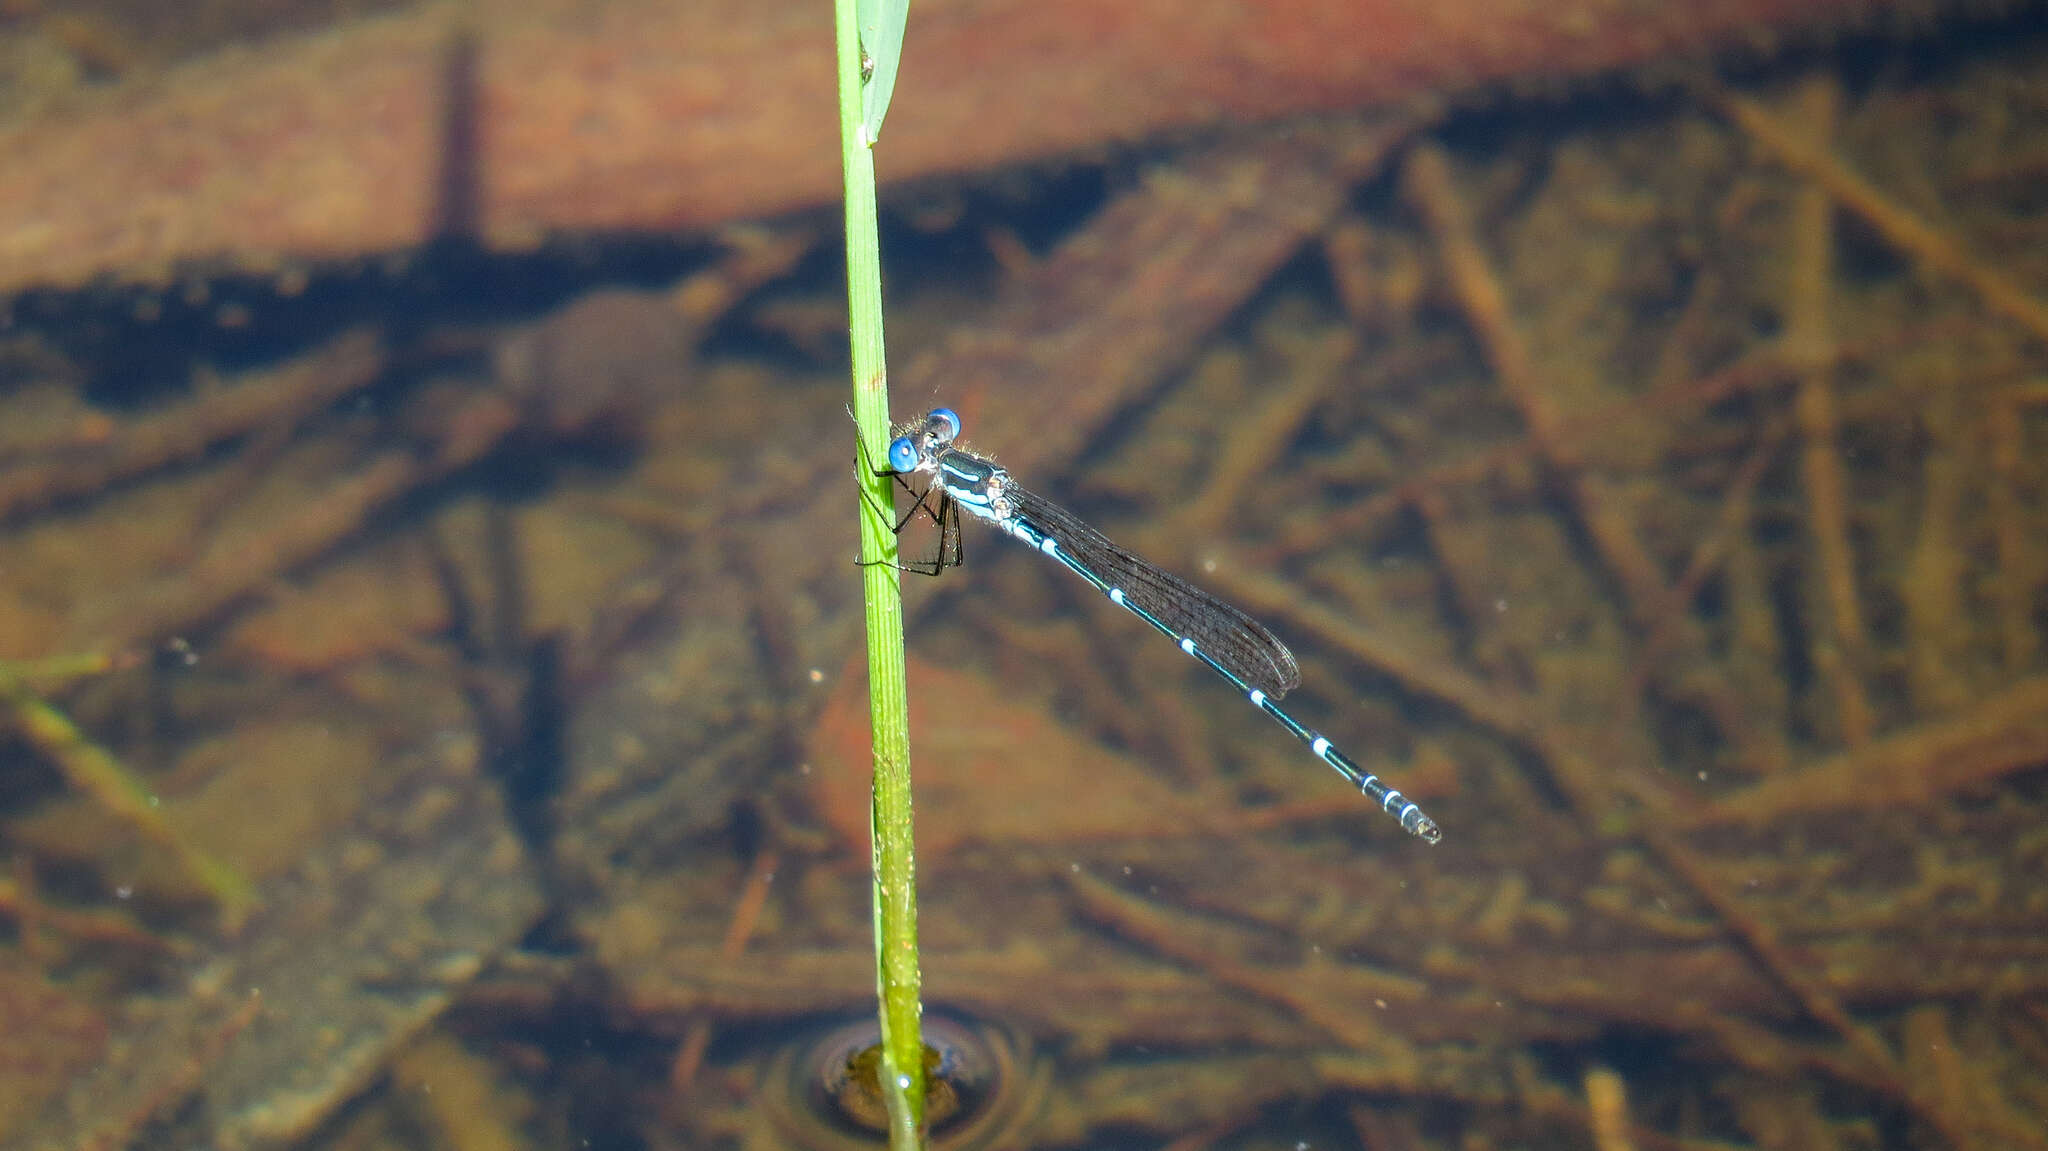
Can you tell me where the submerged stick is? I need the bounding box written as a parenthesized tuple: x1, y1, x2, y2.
(1780, 77, 1874, 746)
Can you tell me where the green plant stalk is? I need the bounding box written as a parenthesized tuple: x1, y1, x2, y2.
(1, 676, 257, 925)
(833, 0, 926, 1143)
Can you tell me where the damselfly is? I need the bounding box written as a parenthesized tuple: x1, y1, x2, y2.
(872, 408, 1440, 843)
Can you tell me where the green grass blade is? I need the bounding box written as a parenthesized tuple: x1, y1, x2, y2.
(856, 0, 909, 144)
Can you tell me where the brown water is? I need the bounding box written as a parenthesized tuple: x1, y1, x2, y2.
(1, 7, 2045, 1151)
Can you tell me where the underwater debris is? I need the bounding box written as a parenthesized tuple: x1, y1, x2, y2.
(0, 0, 1930, 296)
(6, 736, 542, 1151)
(1, 656, 256, 924)
(0, 959, 106, 1134)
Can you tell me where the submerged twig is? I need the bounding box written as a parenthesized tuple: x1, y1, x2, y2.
(667, 850, 779, 1094)
(1697, 674, 2048, 826)
(1715, 86, 2048, 346)
(1986, 388, 2039, 675)
(1781, 77, 1875, 746)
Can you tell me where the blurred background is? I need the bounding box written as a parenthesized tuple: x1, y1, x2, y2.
(1, 2, 2046, 1149)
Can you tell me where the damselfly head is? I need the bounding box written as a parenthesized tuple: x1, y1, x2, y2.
(885, 408, 964, 473)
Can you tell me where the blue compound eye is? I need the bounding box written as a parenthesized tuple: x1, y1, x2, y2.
(886, 435, 920, 473)
(928, 407, 961, 442)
